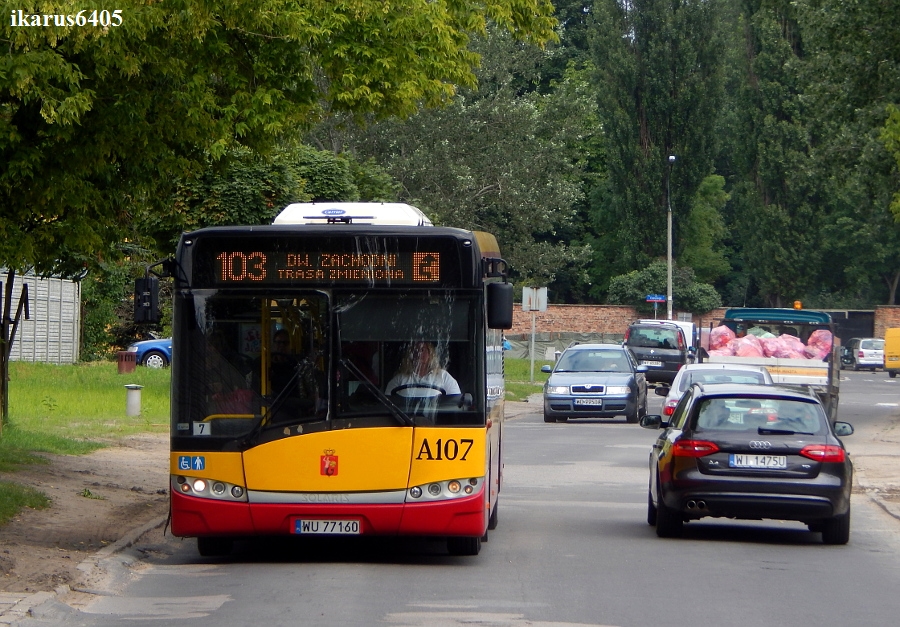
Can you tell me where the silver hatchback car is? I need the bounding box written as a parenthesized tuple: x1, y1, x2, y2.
(655, 362, 774, 418)
(840, 338, 884, 371)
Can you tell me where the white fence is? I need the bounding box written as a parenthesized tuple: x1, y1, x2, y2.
(2, 270, 81, 364)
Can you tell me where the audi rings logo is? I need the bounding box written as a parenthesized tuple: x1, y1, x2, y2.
(749, 441, 772, 449)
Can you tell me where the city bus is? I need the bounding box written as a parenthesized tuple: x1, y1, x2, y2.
(139, 202, 513, 556)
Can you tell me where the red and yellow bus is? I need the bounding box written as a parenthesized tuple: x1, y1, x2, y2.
(144, 203, 513, 556)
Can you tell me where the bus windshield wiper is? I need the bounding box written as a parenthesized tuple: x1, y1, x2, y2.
(339, 357, 413, 426)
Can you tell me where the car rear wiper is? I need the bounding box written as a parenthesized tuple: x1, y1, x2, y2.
(757, 427, 815, 436)
(339, 357, 413, 426)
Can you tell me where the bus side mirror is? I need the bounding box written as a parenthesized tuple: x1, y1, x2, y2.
(134, 277, 160, 324)
(487, 282, 513, 329)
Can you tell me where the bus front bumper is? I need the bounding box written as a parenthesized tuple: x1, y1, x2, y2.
(170, 487, 488, 539)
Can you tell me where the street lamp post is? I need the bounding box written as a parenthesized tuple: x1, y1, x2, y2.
(666, 155, 676, 321)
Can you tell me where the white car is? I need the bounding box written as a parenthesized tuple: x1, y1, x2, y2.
(840, 337, 884, 371)
(654, 362, 774, 417)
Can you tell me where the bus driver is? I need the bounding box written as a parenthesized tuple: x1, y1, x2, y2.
(385, 341, 460, 398)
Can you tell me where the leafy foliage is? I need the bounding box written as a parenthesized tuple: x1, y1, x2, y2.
(588, 0, 727, 276)
(321, 29, 593, 287)
(0, 0, 558, 278)
(607, 260, 722, 315)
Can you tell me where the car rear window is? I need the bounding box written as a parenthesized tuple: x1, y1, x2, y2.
(694, 397, 825, 434)
(678, 370, 767, 392)
(627, 327, 680, 349)
(861, 339, 884, 350)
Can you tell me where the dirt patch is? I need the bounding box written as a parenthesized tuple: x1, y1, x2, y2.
(0, 434, 169, 593)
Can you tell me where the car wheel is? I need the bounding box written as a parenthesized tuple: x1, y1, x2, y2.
(647, 490, 657, 526)
(543, 411, 556, 423)
(197, 536, 233, 557)
(890, 371, 897, 378)
(447, 536, 481, 556)
(626, 407, 640, 423)
(655, 496, 683, 538)
(142, 350, 168, 368)
(852, 362, 860, 371)
(822, 509, 850, 545)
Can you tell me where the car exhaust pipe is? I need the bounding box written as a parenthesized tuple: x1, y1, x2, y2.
(697, 500, 707, 510)
(686, 500, 697, 510)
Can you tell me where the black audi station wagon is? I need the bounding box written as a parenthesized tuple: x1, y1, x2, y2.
(640, 382, 854, 544)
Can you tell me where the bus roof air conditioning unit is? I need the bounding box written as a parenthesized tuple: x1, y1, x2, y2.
(274, 202, 434, 227)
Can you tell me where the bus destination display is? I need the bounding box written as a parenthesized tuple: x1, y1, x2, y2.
(214, 251, 441, 285)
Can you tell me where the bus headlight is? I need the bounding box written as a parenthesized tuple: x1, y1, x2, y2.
(406, 478, 483, 502)
(171, 475, 248, 502)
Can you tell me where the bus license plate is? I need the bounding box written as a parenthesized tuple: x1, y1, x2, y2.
(575, 398, 603, 406)
(642, 360, 663, 367)
(729, 454, 787, 469)
(294, 519, 361, 535)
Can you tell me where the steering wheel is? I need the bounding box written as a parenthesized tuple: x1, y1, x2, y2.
(390, 383, 446, 398)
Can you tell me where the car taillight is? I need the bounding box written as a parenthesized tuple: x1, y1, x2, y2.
(664, 400, 678, 416)
(624, 328, 631, 341)
(858, 350, 864, 358)
(678, 335, 685, 350)
(800, 445, 846, 463)
(673, 439, 719, 457)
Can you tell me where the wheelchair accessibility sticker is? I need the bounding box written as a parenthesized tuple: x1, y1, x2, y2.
(178, 456, 206, 471)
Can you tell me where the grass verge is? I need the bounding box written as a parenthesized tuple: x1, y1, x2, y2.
(1, 361, 171, 526)
(504, 356, 553, 401)
(0, 480, 50, 526)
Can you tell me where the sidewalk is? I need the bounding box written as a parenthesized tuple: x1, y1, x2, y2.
(3, 397, 898, 624)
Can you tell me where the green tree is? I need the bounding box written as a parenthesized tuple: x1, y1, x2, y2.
(606, 260, 722, 315)
(324, 30, 593, 288)
(798, 0, 900, 306)
(680, 175, 731, 284)
(589, 0, 727, 274)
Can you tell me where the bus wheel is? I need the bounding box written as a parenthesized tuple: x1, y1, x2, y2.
(488, 501, 499, 530)
(447, 536, 481, 556)
(197, 536, 234, 557)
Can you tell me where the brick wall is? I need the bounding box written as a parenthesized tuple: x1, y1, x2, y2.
(875, 306, 900, 337)
(510, 304, 896, 339)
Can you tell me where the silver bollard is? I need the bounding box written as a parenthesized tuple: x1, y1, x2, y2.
(125, 384, 143, 416)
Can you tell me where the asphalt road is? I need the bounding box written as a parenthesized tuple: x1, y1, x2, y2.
(23, 374, 900, 627)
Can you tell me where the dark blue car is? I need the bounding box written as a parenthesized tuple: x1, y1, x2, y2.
(127, 338, 172, 368)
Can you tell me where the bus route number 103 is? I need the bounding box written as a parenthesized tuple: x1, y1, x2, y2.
(217, 251, 267, 282)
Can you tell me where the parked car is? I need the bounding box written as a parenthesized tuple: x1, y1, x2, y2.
(542, 343, 648, 423)
(127, 337, 173, 368)
(655, 363, 774, 417)
(640, 382, 854, 543)
(840, 337, 884, 371)
(623, 320, 694, 384)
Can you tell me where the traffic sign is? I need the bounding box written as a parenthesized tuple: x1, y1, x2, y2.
(646, 294, 666, 303)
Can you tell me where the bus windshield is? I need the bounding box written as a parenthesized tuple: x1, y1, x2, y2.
(172, 288, 483, 444)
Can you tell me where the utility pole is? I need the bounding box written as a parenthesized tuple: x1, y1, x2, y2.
(666, 155, 676, 321)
